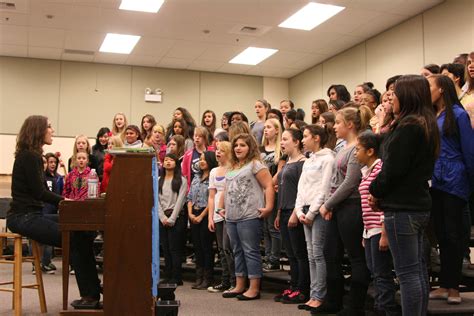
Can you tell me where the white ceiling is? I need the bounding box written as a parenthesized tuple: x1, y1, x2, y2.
(0, 0, 443, 78)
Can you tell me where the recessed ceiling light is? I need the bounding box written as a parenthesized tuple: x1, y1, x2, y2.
(229, 47, 278, 65)
(279, 2, 345, 31)
(99, 33, 141, 54)
(119, 0, 164, 13)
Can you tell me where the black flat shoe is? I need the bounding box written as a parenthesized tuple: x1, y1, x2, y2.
(71, 298, 101, 310)
(236, 293, 261, 301)
(310, 303, 340, 314)
(297, 304, 311, 310)
(222, 290, 244, 298)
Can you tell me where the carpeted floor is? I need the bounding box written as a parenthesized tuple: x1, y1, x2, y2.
(0, 258, 311, 316)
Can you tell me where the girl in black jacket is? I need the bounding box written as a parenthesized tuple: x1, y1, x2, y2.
(369, 75, 440, 316)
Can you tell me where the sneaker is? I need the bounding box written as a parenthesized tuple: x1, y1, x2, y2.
(70, 269, 75, 275)
(32, 266, 36, 275)
(47, 263, 57, 270)
(274, 288, 292, 302)
(263, 262, 280, 272)
(281, 290, 307, 304)
(41, 263, 55, 274)
(208, 282, 231, 293)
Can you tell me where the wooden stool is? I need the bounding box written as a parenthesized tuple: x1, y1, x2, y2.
(0, 232, 47, 316)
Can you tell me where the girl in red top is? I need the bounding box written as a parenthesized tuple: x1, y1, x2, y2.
(63, 152, 97, 200)
(101, 135, 123, 193)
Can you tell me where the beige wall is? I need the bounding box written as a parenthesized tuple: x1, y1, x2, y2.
(289, 0, 474, 112)
(0, 56, 282, 173)
(0, 57, 267, 138)
(263, 77, 289, 109)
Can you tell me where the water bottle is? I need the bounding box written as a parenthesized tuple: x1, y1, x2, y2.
(87, 169, 99, 198)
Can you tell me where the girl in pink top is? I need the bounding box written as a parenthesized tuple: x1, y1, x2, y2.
(355, 130, 397, 315)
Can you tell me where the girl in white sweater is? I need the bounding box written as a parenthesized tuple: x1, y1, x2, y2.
(295, 125, 335, 311)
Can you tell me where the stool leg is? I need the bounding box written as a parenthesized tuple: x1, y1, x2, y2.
(32, 241, 47, 313)
(13, 237, 22, 316)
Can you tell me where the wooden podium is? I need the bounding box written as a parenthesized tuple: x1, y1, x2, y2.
(59, 152, 159, 315)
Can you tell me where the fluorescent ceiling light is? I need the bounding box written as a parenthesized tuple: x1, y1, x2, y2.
(229, 47, 278, 65)
(99, 33, 141, 54)
(119, 0, 164, 13)
(279, 2, 345, 31)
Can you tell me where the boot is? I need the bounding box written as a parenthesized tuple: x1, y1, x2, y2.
(191, 267, 204, 289)
(196, 269, 213, 290)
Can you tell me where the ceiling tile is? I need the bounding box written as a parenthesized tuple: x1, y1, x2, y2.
(125, 54, 160, 67)
(165, 41, 208, 60)
(0, 44, 28, 57)
(257, 51, 308, 68)
(28, 27, 65, 48)
(28, 2, 72, 29)
(157, 57, 193, 69)
(0, 0, 444, 77)
(64, 31, 104, 51)
(28, 46, 63, 59)
(131, 37, 175, 57)
(218, 63, 253, 75)
(94, 52, 129, 64)
(197, 44, 247, 63)
(187, 60, 224, 72)
(0, 25, 28, 45)
(0, 12, 29, 26)
(61, 52, 94, 62)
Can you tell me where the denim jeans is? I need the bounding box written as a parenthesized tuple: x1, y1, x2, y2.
(364, 233, 398, 315)
(7, 211, 101, 299)
(191, 208, 214, 271)
(41, 207, 57, 266)
(227, 218, 263, 279)
(280, 209, 309, 293)
(160, 212, 187, 282)
(263, 204, 281, 265)
(215, 221, 235, 286)
(304, 214, 328, 301)
(325, 199, 369, 310)
(384, 210, 430, 316)
(431, 189, 466, 290)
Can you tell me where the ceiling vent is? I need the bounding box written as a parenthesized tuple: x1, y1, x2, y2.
(229, 24, 272, 37)
(63, 49, 95, 56)
(0, 2, 15, 10)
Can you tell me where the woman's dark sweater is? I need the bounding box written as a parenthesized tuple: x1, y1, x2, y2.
(9, 150, 63, 214)
(369, 119, 437, 211)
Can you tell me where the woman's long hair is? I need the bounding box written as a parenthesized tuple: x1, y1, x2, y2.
(159, 153, 182, 195)
(15, 115, 48, 157)
(429, 74, 463, 138)
(140, 114, 157, 140)
(394, 75, 440, 156)
(166, 118, 190, 142)
(230, 133, 261, 168)
(201, 110, 217, 143)
(176, 107, 197, 138)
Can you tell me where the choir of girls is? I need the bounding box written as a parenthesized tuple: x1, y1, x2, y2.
(7, 51, 474, 315)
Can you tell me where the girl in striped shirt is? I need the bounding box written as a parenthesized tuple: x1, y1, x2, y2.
(355, 130, 398, 316)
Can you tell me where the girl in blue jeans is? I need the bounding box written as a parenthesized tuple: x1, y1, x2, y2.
(369, 75, 440, 316)
(295, 125, 335, 311)
(356, 131, 398, 315)
(220, 133, 274, 300)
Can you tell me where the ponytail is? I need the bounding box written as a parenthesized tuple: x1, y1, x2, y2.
(304, 124, 329, 148)
(338, 106, 373, 132)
